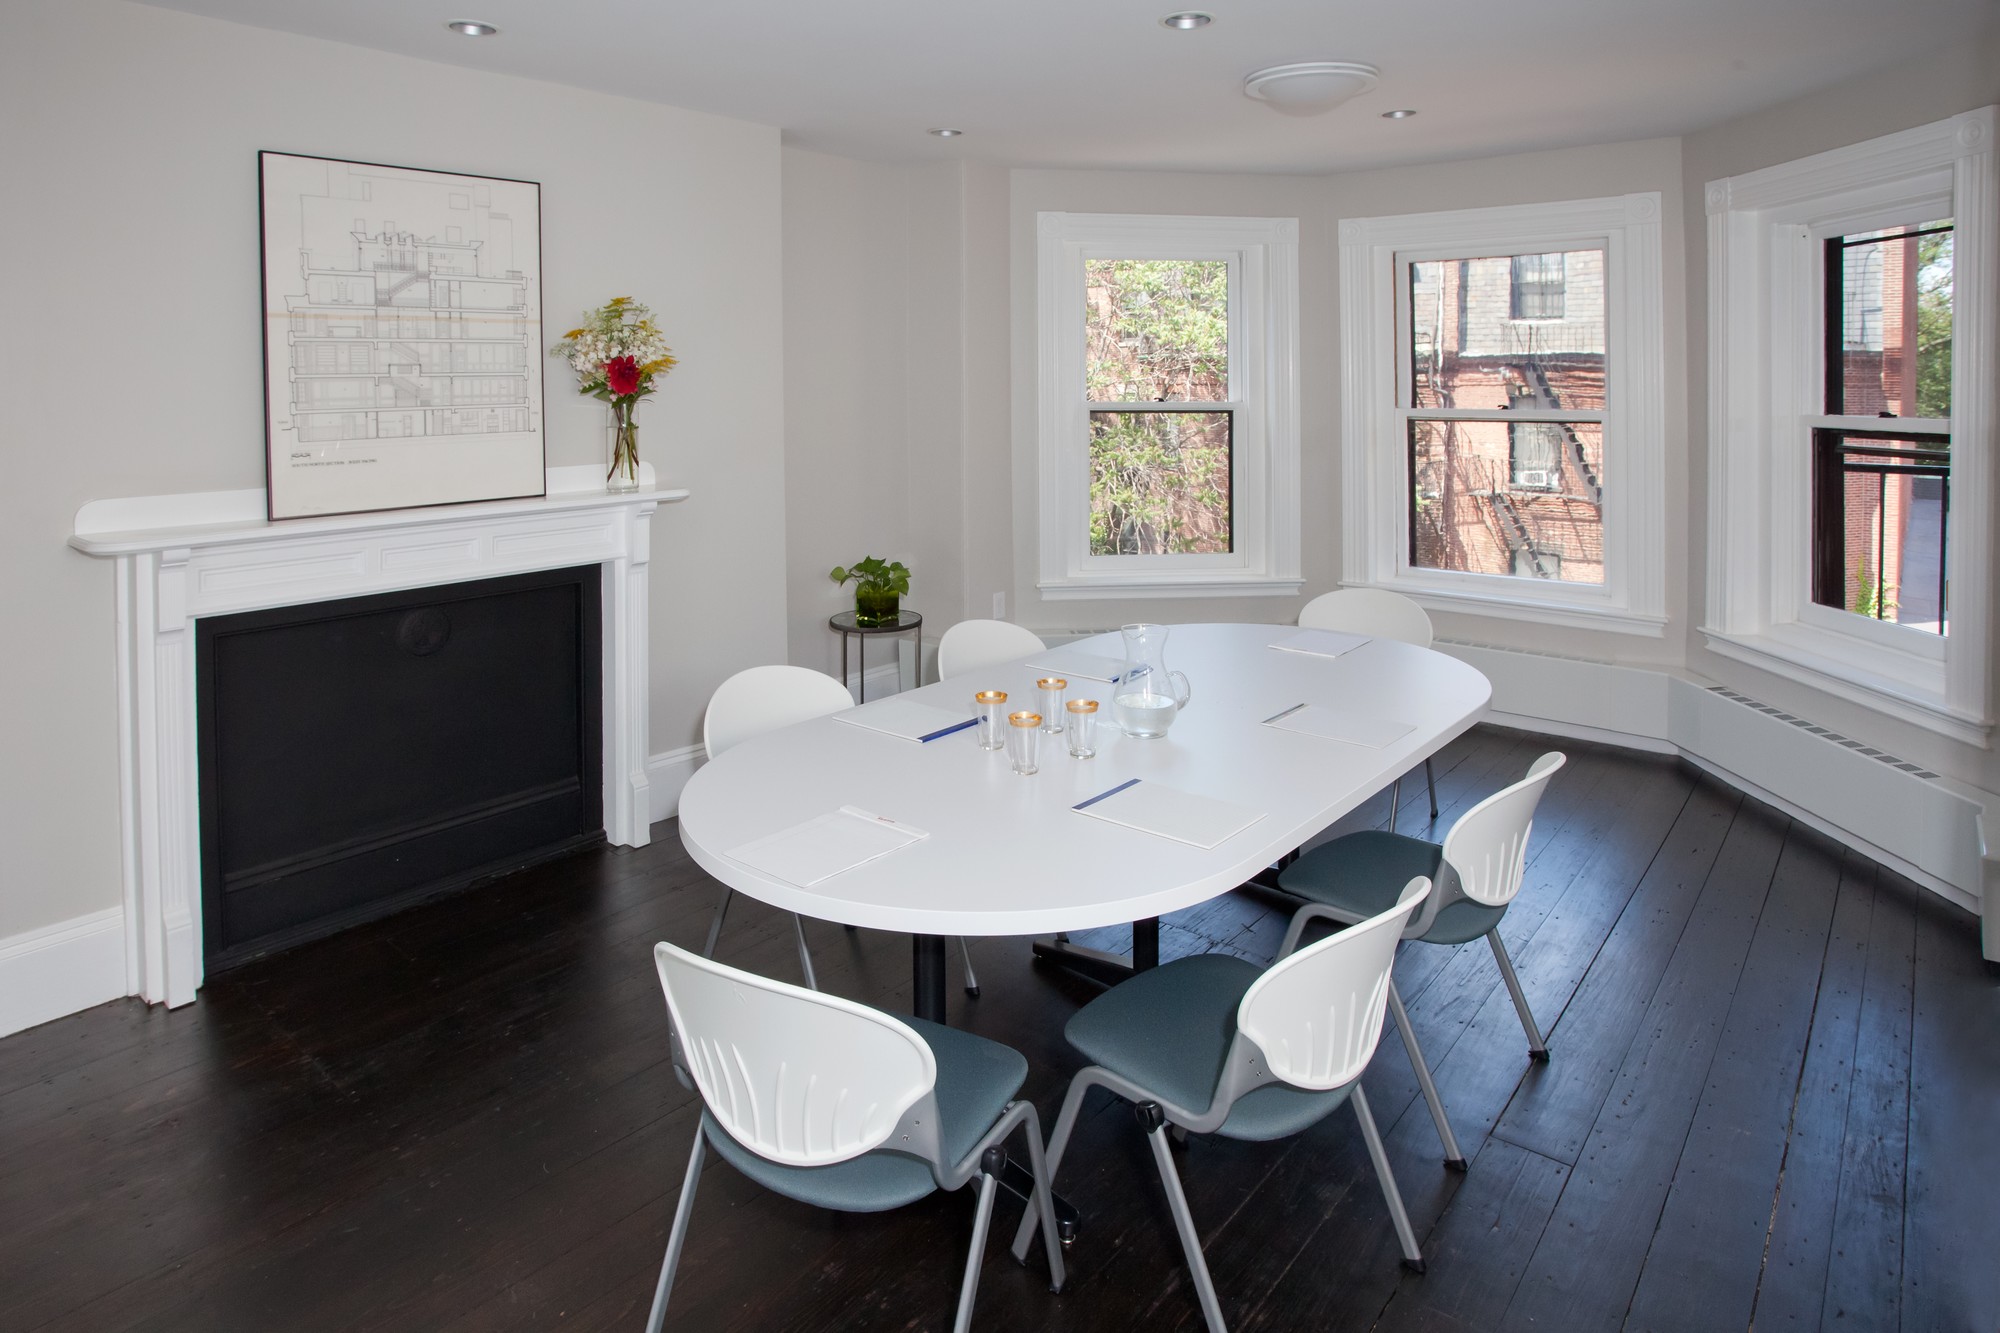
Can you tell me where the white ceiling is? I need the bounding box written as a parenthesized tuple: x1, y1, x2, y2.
(138, 0, 1992, 174)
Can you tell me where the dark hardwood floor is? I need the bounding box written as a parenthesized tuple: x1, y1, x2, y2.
(3, 726, 1996, 1332)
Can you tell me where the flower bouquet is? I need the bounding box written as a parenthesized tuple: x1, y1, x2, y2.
(550, 296, 678, 491)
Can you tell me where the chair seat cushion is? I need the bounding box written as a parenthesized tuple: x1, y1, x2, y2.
(704, 1015, 1027, 1214)
(1277, 830, 1505, 946)
(1065, 954, 1355, 1137)
(1065, 954, 1263, 1118)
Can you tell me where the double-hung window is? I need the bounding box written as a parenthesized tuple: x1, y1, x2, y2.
(1704, 108, 1994, 744)
(1339, 194, 1667, 634)
(1036, 213, 1300, 598)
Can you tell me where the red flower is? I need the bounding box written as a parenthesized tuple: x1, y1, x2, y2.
(604, 356, 641, 397)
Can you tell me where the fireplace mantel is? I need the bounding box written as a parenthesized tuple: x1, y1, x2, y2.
(72, 464, 687, 1008)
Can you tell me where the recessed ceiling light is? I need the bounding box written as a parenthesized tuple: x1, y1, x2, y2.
(1162, 12, 1212, 29)
(929, 128, 964, 138)
(1381, 109, 1418, 120)
(445, 20, 498, 36)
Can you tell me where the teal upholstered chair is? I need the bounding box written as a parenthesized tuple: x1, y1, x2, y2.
(1276, 751, 1566, 1169)
(1012, 877, 1433, 1333)
(646, 941, 1065, 1333)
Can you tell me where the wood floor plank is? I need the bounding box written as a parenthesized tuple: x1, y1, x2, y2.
(1490, 775, 1743, 1163)
(1898, 876, 1999, 1332)
(1498, 799, 1789, 1332)
(1818, 861, 1915, 1331)
(1742, 848, 1878, 1330)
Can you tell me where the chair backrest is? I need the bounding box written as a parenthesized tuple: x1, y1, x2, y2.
(1440, 751, 1566, 909)
(1234, 876, 1431, 1094)
(1297, 588, 1434, 648)
(702, 665, 855, 762)
(654, 941, 938, 1167)
(935, 619, 1046, 681)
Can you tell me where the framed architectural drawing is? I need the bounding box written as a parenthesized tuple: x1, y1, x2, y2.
(258, 152, 545, 520)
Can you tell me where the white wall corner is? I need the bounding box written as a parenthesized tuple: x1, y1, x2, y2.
(0, 908, 128, 1040)
(646, 743, 707, 827)
(1984, 853, 1999, 964)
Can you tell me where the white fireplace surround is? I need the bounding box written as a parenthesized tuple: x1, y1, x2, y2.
(70, 464, 688, 1010)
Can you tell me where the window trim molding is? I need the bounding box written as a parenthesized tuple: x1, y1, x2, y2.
(1338, 192, 1668, 636)
(1703, 106, 1996, 747)
(1035, 211, 1302, 600)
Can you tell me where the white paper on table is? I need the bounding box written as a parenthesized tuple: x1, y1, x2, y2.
(1027, 653, 1128, 684)
(726, 806, 930, 887)
(1268, 628, 1372, 659)
(1072, 780, 1266, 850)
(1261, 703, 1414, 749)
(833, 696, 979, 743)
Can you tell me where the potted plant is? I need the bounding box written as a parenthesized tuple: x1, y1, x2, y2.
(830, 557, 911, 628)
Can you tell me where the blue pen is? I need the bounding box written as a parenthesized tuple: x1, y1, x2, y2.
(918, 717, 979, 743)
(1074, 777, 1141, 810)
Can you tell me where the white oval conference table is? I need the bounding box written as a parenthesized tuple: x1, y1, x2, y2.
(677, 622, 1492, 1023)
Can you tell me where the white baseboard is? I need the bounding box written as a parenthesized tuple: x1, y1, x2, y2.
(1439, 640, 1990, 918)
(0, 907, 127, 1040)
(646, 742, 706, 826)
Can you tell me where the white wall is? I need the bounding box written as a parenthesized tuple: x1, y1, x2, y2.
(0, 0, 789, 944)
(780, 152, 992, 681)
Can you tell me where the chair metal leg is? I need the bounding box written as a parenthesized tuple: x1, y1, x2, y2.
(1351, 1085, 1425, 1274)
(1487, 931, 1547, 1059)
(645, 1129, 708, 1333)
(1386, 979, 1465, 1169)
(792, 915, 819, 991)
(952, 1164, 1001, 1333)
(1388, 776, 1403, 833)
(1011, 1071, 1096, 1261)
(1145, 1114, 1228, 1333)
(958, 937, 980, 997)
(1424, 756, 1438, 820)
(701, 889, 733, 958)
(1014, 1111, 1069, 1291)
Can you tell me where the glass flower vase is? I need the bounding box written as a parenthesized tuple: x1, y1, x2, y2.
(606, 399, 641, 492)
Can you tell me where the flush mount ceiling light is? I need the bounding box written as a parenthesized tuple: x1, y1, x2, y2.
(928, 128, 964, 138)
(1381, 108, 1418, 120)
(1161, 12, 1212, 29)
(445, 20, 498, 36)
(1242, 61, 1380, 116)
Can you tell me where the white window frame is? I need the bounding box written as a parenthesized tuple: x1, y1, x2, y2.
(1035, 212, 1301, 599)
(1338, 193, 1668, 635)
(1704, 107, 1995, 746)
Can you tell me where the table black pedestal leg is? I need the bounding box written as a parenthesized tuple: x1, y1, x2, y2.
(1031, 916, 1160, 989)
(913, 934, 949, 1023)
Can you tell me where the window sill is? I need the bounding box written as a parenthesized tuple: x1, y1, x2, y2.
(1351, 578, 1668, 637)
(1700, 626, 1990, 747)
(1037, 575, 1304, 601)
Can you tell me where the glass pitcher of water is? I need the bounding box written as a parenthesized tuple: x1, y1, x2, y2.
(1114, 624, 1192, 738)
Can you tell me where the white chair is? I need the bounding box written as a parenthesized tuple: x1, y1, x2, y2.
(936, 619, 1046, 681)
(701, 664, 982, 998)
(646, 942, 1066, 1333)
(1298, 589, 1439, 827)
(1276, 751, 1566, 1169)
(1012, 878, 1434, 1333)
(700, 665, 856, 989)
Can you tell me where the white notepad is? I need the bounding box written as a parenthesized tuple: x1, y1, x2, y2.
(1072, 780, 1266, 850)
(833, 697, 978, 743)
(726, 806, 930, 887)
(1261, 703, 1414, 749)
(1027, 653, 1128, 684)
(1269, 629, 1372, 659)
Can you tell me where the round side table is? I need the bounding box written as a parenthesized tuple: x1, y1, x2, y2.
(828, 609, 922, 703)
